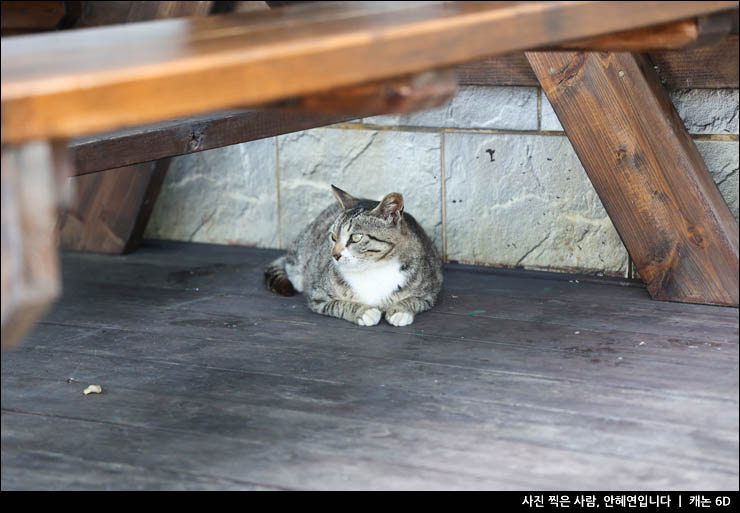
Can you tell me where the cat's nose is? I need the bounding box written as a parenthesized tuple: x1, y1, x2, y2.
(333, 253, 342, 261)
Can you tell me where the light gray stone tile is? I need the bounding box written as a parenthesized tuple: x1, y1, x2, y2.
(696, 140, 740, 222)
(542, 88, 739, 135)
(278, 127, 442, 251)
(144, 138, 279, 248)
(670, 89, 739, 135)
(365, 86, 538, 130)
(540, 91, 563, 132)
(444, 132, 628, 275)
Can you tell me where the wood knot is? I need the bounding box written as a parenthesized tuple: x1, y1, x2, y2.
(652, 189, 669, 203)
(555, 53, 587, 87)
(187, 130, 204, 151)
(686, 225, 706, 249)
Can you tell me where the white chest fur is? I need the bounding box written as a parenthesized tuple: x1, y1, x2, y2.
(340, 259, 406, 307)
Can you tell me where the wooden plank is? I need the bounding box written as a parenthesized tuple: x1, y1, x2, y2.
(17, 321, 736, 430)
(455, 53, 540, 87)
(41, 280, 739, 393)
(266, 68, 457, 116)
(233, 1, 271, 12)
(38, 247, 739, 389)
(55, 239, 735, 342)
(0, 446, 278, 490)
(1, 141, 71, 349)
(2, 351, 736, 489)
(650, 34, 740, 89)
(455, 35, 740, 89)
(0, 411, 520, 490)
(527, 51, 739, 306)
(4, 316, 738, 485)
(67, 110, 353, 176)
(0, 1, 65, 35)
(42, 244, 740, 395)
(58, 159, 170, 253)
(2, 245, 737, 489)
(2, 1, 737, 144)
(545, 13, 736, 52)
(49, 246, 738, 344)
(66, 67, 456, 177)
(58, 0, 218, 254)
(578, 13, 735, 51)
(75, 1, 136, 28)
(125, 0, 214, 20)
(1, 244, 736, 489)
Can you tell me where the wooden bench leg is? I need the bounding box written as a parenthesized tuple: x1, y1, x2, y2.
(58, 0, 217, 254)
(2, 142, 71, 349)
(527, 51, 739, 306)
(58, 160, 170, 253)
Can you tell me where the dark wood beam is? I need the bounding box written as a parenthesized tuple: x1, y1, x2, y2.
(68, 109, 354, 176)
(455, 35, 739, 89)
(68, 68, 456, 176)
(649, 34, 739, 89)
(545, 13, 736, 52)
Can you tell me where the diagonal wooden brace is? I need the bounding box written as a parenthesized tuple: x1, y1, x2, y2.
(527, 51, 739, 306)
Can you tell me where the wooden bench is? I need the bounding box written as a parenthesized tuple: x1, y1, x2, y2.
(2, 1, 738, 348)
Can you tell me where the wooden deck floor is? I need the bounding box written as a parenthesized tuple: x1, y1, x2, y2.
(2, 241, 738, 490)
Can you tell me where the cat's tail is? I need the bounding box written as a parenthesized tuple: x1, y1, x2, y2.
(264, 255, 296, 296)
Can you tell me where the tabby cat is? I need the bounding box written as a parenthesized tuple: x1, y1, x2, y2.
(265, 185, 443, 327)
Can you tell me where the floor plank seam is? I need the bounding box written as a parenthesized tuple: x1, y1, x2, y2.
(4, 406, 736, 479)
(5, 365, 738, 434)
(4, 244, 736, 490)
(20, 335, 740, 406)
(1, 445, 298, 491)
(37, 315, 739, 372)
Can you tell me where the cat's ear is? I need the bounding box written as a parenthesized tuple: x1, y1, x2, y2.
(372, 192, 404, 224)
(331, 185, 358, 210)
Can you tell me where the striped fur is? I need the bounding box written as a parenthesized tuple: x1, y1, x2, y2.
(264, 255, 296, 296)
(264, 185, 443, 326)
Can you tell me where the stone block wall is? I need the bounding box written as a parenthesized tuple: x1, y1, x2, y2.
(145, 86, 739, 277)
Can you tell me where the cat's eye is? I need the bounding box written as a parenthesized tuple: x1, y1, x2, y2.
(351, 233, 363, 243)
(330, 233, 337, 242)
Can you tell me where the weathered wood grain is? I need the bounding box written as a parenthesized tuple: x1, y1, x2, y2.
(36, 247, 740, 389)
(527, 51, 739, 306)
(49, 263, 738, 345)
(547, 13, 736, 52)
(1, 244, 737, 490)
(126, 0, 214, 19)
(454, 35, 740, 89)
(266, 68, 457, 116)
(65, 68, 454, 176)
(59, 159, 171, 253)
(2, 357, 736, 490)
(33, 295, 740, 400)
(0, 445, 279, 490)
(650, 34, 739, 89)
(2, 1, 737, 144)
(67, 110, 353, 176)
(54, 240, 739, 340)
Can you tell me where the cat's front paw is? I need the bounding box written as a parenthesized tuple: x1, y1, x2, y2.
(386, 310, 414, 327)
(356, 307, 382, 327)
